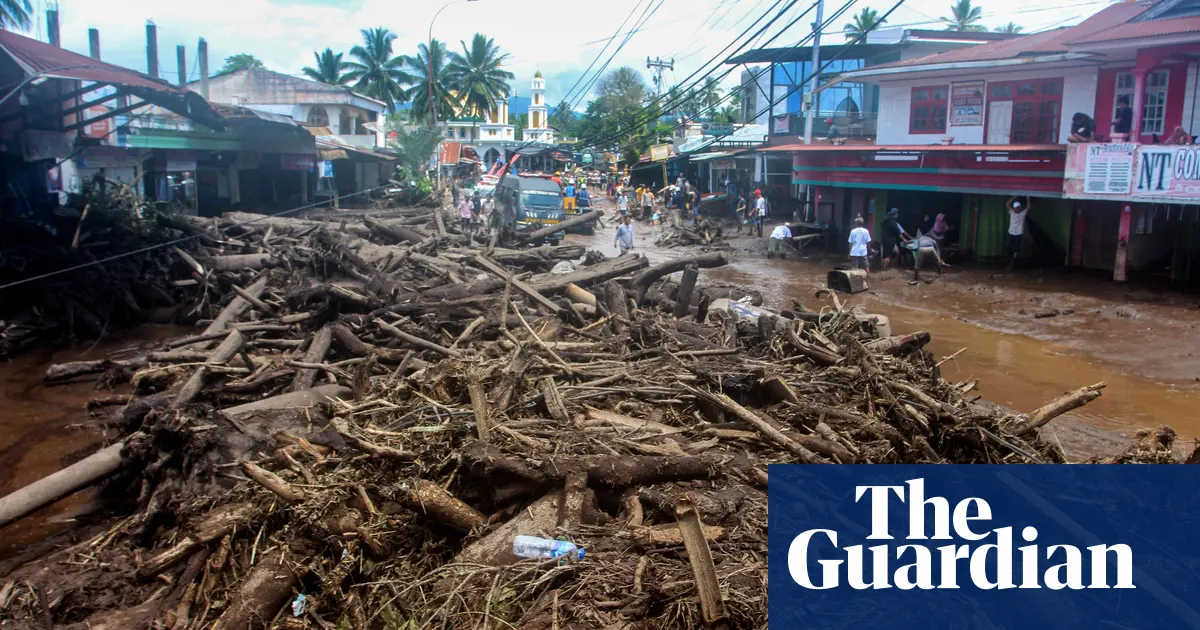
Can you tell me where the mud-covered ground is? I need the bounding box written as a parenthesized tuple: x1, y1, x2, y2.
(578, 199, 1200, 457)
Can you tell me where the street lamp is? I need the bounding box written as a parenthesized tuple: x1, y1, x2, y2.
(428, 0, 478, 189)
(428, 0, 478, 127)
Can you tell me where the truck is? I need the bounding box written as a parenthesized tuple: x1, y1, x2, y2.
(495, 174, 566, 245)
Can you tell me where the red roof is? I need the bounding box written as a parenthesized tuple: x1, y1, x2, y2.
(0, 28, 183, 93)
(1069, 14, 1200, 44)
(870, 2, 1151, 69)
(759, 143, 1064, 152)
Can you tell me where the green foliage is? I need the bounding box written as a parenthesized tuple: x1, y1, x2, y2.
(302, 48, 351, 86)
(389, 126, 443, 174)
(595, 67, 649, 112)
(940, 0, 986, 32)
(845, 7, 886, 40)
(550, 100, 578, 137)
(511, 112, 528, 139)
(343, 28, 413, 113)
(406, 39, 458, 123)
(445, 34, 514, 122)
(994, 21, 1024, 33)
(0, 0, 31, 30)
(219, 53, 265, 74)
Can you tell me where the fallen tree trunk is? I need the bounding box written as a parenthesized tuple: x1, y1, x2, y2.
(0, 441, 126, 529)
(199, 254, 277, 272)
(364, 215, 426, 245)
(530, 254, 649, 295)
(1015, 382, 1107, 435)
(172, 329, 246, 409)
(632, 253, 728, 302)
(290, 325, 332, 391)
(222, 384, 351, 418)
(209, 548, 297, 630)
(197, 276, 268, 347)
(517, 210, 603, 242)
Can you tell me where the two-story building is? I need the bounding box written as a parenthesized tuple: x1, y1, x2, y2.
(765, 0, 1200, 283)
(440, 72, 556, 171)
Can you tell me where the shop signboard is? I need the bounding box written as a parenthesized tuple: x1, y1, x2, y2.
(701, 122, 734, 136)
(650, 144, 670, 162)
(949, 80, 985, 127)
(280, 153, 315, 171)
(1064, 143, 1200, 203)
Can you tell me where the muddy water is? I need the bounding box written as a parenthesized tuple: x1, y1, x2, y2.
(569, 222, 1200, 442)
(0, 326, 185, 557)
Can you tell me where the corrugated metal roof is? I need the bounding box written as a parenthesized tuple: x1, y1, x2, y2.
(1069, 13, 1200, 43)
(0, 29, 182, 93)
(316, 138, 393, 161)
(759, 143, 1064, 152)
(864, 2, 1150, 70)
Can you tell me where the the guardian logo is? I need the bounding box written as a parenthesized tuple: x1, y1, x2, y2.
(788, 478, 1136, 591)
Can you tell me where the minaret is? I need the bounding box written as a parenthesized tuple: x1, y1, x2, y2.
(528, 71, 547, 137)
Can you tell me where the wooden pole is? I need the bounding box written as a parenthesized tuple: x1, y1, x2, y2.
(46, 10, 60, 47)
(0, 441, 126, 528)
(673, 263, 698, 318)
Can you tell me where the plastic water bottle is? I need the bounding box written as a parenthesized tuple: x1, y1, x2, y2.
(512, 535, 585, 560)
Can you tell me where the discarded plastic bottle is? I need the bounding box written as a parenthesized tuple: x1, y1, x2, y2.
(512, 535, 585, 560)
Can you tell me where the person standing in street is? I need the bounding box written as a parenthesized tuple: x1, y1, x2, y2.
(563, 180, 576, 215)
(848, 216, 872, 276)
(753, 190, 766, 237)
(768, 223, 792, 259)
(614, 214, 634, 254)
(480, 195, 495, 235)
(459, 195, 475, 236)
(617, 191, 629, 215)
(1006, 196, 1030, 270)
(735, 194, 749, 234)
(641, 186, 653, 220)
(881, 207, 910, 271)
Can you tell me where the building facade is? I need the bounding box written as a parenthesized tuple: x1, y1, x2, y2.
(195, 67, 387, 149)
(751, 0, 1200, 284)
(440, 72, 557, 170)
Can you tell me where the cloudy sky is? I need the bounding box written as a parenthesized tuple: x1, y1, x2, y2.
(40, 0, 1117, 108)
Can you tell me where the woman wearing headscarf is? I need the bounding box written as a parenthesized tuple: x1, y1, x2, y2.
(931, 213, 951, 249)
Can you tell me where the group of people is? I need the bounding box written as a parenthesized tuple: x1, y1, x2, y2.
(849, 195, 1031, 279)
(456, 189, 497, 236)
(1069, 96, 1195, 144)
(734, 189, 770, 238)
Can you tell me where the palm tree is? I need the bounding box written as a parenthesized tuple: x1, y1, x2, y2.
(406, 39, 457, 124)
(696, 77, 723, 118)
(302, 49, 350, 86)
(0, 0, 31, 31)
(845, 7, 886, 40)
(445, 34, 514, 138)
(342, 28, 414, 113)
(940, 0, 986, 32)
(994, 21, 1023, 34)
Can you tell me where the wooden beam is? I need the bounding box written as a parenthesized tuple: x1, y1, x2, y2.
(473, 254, 562, 315)
(61, 101, 145, 133)
(32, 90, 122, 125)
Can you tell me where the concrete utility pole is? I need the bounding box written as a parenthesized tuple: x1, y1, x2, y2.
(146, 22, 159, 79)
(88, 28, 101, 59)
(198, 39, 210, 99)
(646, 56, 674, 96)
(46, 10, 59, 47)
(803, 0, 824, 145)
(176, 45, 187, 87)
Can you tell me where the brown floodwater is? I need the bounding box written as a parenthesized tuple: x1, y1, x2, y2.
(570, 220, 1200, 443)
(0, 325, 186, 558)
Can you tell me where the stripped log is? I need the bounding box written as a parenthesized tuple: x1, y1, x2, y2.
(0, 441, 127, 529)
(1015, 382, 1107, 435)
(632, 252, 728, 302)
(197, 276, 268, 348)
(172, 329, 245, 409)
(291, 325, 332, 391)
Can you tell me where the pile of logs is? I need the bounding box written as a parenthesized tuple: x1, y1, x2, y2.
(0, 207, 1171, 629)
(655, 219, 727, 248)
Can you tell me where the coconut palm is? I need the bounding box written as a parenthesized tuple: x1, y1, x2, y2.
(0, 0, 31, 31)
(994, 21, 1023, 34)
(342, 28, 414, 113)
(696, 77, 724, 117)
(302, 49, 351, 86)
(845, 7, 886, 40)
(406, 39, 458, 123)
(445, 34, 514, 123)
(940, 0, 986, 32)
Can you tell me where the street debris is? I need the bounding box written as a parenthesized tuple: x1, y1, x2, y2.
(0, 198, 1183, 629)
(655, 219, 729, 248)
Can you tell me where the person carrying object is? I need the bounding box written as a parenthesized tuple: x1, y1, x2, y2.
(881, 207, 910, 271)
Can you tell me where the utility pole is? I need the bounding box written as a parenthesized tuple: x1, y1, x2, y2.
(803, 0, 824, 145)
(646, 56, 674, 96)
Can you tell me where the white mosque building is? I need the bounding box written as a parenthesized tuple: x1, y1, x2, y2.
(441, 72, 557, 168)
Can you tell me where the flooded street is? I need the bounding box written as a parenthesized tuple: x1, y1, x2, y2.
(0, 326, 184, 557)
(569, 214, 1200, 445)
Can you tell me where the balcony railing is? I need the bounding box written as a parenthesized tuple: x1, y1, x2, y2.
(774, 111, 878, 138)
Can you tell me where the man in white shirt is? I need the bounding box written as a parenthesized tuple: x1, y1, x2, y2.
(768, 223, 792, 259)
(847, 216, 872, 276)
(753, 190, 767, 237)
(1006, 196, 1030, 270)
